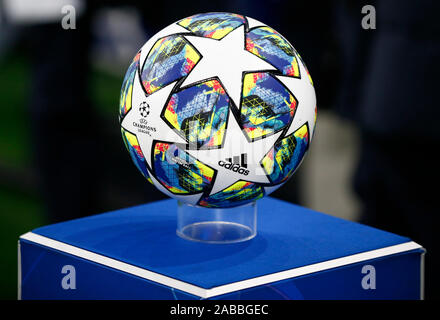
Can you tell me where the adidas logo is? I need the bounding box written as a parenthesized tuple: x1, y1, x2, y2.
(218, 153, 249, 176)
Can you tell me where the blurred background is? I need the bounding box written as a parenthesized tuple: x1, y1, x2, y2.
(0, 0, 439, 299)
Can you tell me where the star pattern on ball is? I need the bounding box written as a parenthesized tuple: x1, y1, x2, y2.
(185, 112, 282, 195)
(121, 76, 187, 169)
(181, 25, 277, 109)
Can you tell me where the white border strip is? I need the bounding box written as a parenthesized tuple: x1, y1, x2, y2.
(420, 250, 426, 300)
(20, 232, 422, 299)
(17, 241, 22, 300)
(209, 241, 422, 298)
(20, 232, 207, 298)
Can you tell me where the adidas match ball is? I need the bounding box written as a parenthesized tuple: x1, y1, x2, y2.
(119, 12, 317, 208)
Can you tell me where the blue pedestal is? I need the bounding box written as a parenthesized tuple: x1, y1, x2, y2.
(18, 197, 424, 300)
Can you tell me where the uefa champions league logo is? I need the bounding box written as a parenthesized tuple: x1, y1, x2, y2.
(139, 102, 150, 118)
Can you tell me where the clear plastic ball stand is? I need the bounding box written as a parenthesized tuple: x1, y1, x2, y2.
(176, 201, 257, 244)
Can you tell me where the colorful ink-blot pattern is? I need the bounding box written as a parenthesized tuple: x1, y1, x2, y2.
(153, 142, 214, 194)
(261, 124, 309, 184)
(119, 52, 140, 119)
(241, 72, 297, 140)
(141, 35, 200, 95)
(121, 128, 153, 184)
(163, 80, 229, 149)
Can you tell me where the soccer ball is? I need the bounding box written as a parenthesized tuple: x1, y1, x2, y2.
(119, 12, 317, 208)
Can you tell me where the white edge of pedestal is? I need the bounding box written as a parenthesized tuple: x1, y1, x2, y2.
(19, 232, 423, 299)
(17, 240, 22, 300)
(420, 249, 426, 300)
